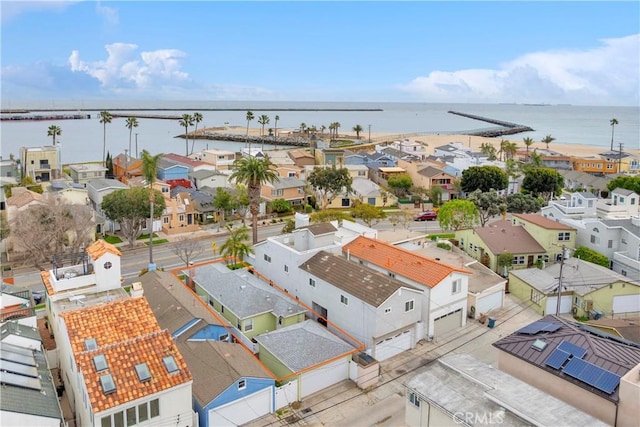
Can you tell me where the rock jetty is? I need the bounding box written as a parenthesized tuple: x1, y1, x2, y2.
(448, 111, 534, 137)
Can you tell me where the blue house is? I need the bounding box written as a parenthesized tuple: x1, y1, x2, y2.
(158, 158, 190, 181)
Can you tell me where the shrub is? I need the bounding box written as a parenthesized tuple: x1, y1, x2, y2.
(573, 246, 609, 267)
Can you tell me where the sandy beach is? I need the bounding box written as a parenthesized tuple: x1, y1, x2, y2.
(197, 125, 639, 159)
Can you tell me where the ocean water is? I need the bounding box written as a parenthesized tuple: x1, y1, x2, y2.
(1, 101, 638, 164)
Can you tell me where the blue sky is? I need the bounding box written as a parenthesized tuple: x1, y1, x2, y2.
(2, 1, 639, 105)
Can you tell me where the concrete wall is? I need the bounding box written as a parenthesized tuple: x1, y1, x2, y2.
(618, 363, 640, 427)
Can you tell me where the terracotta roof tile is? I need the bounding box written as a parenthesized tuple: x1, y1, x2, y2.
(62, 297, 191, 413)
(86, 240, 121, 260)
(342, 236, 470, 288)
(41, 271, 55, 295)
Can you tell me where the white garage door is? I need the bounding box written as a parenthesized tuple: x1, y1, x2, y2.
(209, 388, 272, 427)
(301, 357, 348, 398)
(434, 309, 462, 337)
(374, 329, 413, 361)
(613, 294, 640, 314)
(546, 296, 572, 315)
(476, 291, 504, 315)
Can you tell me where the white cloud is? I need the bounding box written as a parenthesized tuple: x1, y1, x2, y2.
(95, 1, 118, 27)
(0, 0, 81, 24)
(399, 34, 640, 106)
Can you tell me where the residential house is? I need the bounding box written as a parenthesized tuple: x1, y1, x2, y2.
(86, 178, 129, 234)
(58, 297, 194, 427)
(342, 236, 471, 339)
(388, 138, 428, 161)
(0, 322, 64, 427)
(493, 315, 640, 426)
(508, 258, 640, 317)
(163, 153, 216, 173)
(48, 180, 91, 206)
(160, 191, 200, 234)
(4, 187, 46, 260)
(127, 175, 171, 198)
(313, 148, 345, 166)
(403, 353, 606, 427)
(542, 190, 598, 221)
(188, 169, 229, 190)
(377, 146, 421, 163)
(261, 176, 306, 206)
(157, 158, 190, 182)
(572, 155, 618, 175)
(596, 188, 639, 219)
(557, 170, 610, 196)
(584, 317, 640, 344)
(511, 213, 577, 262)
(171, 186, 217, 224)
(20, 146, 60, 182)
(416, 166, 458, 201)
(287, 149, 316, 168)
(302, 164, 368, 181)
(1, 284, 37, 326)
(190, 149, 237, 170)
(538, 152, 573, 170)
(0, 156, 20, 179)
(68, 163, 107, 186)
(369, 166, 407, 188)
(298, 251, 423, 360)
(349, 177, 395, 207)
(139, 270, 276, 427)
(455, 220, 547, 274)
(111, 153, 142, 182)
(598, 151, 637, 174)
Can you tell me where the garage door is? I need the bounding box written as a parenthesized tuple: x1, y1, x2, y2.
(476, 291, 504, 315)
(209, 388, 272, 427)
(434, 309, 462, 337)
(374, 328, 413, 361)
(613, 295, 640, 314)
(301, 357, 348, 398)
(546, 295, 572, 315)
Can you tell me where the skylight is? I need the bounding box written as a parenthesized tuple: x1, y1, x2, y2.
(531, 339, 548, 351)
(135, 363, 152, 382)
(162, 356, 179, 374)
(84, 338, 98, 351)
(100, 374, 116, 395)
(93, 354, 108, 372)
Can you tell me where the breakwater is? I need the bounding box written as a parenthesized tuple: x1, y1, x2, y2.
(448, 111, 533, 137)
(179, 132, 310, 147)
(1, 113, 91, 121)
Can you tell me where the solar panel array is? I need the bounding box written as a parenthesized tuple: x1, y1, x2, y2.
(516, 321, 562, 335)
(0, 344, 42, 391)
(557, 340, 588, 359)
(563, 357, 621, 394)
(544, 349, 570, 369)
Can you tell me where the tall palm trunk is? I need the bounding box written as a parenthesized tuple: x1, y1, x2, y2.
(249, 182, 260, 244)
(149, 191, 155, 267)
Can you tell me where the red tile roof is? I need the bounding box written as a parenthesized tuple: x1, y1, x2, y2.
(342, 236, 470, 288)
(86, 239, 121, 260)
(61, 297, 191, 413)
(41, 271, 55, 295)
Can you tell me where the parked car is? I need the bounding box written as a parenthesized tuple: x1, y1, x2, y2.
(414, 211, 438, 221)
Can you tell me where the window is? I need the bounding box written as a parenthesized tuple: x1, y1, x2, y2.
(100, 374, 116, 394)
(238, 379, 247, 390)
(163, 217, 169, 224)
(135, 363, 151, 382)
(368, 198, 376, 205)
(340, 294, 349, 306)
(512, 255, 525, 265)
(558, 232, 571, 241)
(162, 356, 179, 374)
(284, 265, 289, 272)
(150, 399, 159, 418)
(388, 272, 396, 278)
(126, 407, 136, 426)
(220, 333, 229, 342)
(590, 235, 600, 244)
(114, 411, 124, 427)
(622, 238, 627, 244)
(244, 318, 253, 332)
(179, 214, 184, 222)
(530, 290, 543, 305)
(608, 240, 613, 248)
(93, 354, 108, 372)
(341, 198, 350, 207)
(358, 170, 366, 176)
(309, 278, 316, 287)
(264, 254, 272, 262)
(138, 403, 148, 423)
(102, 417, 111, 427)
(408, 392, 420, 408)
(451, 279, 461, 294)
(531, 339, 547, 351)
(103, 261, 113, 270)
(384, 307, 392, 314)
(405, 300, 414, 312)
(84, 338, 98, 351)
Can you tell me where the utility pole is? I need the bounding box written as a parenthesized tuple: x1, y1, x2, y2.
(368, 124, 371, 143)
(618, 142, 624, 173)
(135, 133, 138, 157)
(556, 245, 566, 316)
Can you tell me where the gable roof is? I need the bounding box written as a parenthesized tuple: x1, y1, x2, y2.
(61, 297, 191, 413)
(513, 213, 576, 230)
(350, 177, 381, 197)
(492, 315, 640, 402)
(299, 251, 421, 307)
(86, 239, 121, 260)
(417, 165, 452, 178)
(6, 187, 46, 208)
(162, 153, 209, 169)
(295, 222, 337, 236)
(473, 220, 546, 255)
(342, 236, 470, 288)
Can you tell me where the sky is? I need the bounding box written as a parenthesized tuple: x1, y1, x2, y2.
(1, 1, 639, 106)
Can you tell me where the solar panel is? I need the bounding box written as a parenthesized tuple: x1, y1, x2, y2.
(545, 349, 570, 369)
(558, 340, 587, 359)
(0, 343, 34, 357)
(0, 350, 36, 367)
(563, 357, 588, 378)
(595, 371, 621, 394)
(0, 370, 41, 391)
(562, 358, 621, 394)
(517, 321, 561, 335)
(540, 323, 561, 333)
(0, 359, 39, 378)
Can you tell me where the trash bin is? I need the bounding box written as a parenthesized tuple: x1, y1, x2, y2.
(488, 317, 496, 328)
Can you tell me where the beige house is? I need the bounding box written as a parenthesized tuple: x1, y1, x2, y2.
(161, 192, 200, 235)
(68, 163, 107, 185)
(493, 315, 640, 426)
(190, 148, 237, 170)
(260, 176, 306, 206)
(511, 213, 577, 262)
(20, 146, 61, 182)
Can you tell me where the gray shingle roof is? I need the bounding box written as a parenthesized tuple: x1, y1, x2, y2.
(253, 320, 355, 371)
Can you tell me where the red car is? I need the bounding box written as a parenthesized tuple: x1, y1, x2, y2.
(414, 211, 438, 221)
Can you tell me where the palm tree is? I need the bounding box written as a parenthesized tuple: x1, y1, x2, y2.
(334, 122, 341, 139)
(541, 134, 555, 151)
(190, 112, 203, 154)
(219, 225, 253, 264)
(245, 110, 254, 150)
(141, 149, 163, 269)
(504, 141, 518, 161)
(258, 114, 270, 136)
(498, 139, 508, 161)
(229, 156, 279, 244)
(99, 111, 112, 166)
(523, 137, 534, 161)
(47, 125, 62, 145)
(610, 118, 619, 151)
(179, 114, 193, 156)
(300, 123, 307, 136)
(125, 117, 139, 161)
(353, 124, 363, 139)
(273, 115, 280, 137)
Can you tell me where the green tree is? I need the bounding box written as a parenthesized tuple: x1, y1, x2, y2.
(351, 202, 386, 227)
(503, 141, 518, 161)
(20, 176, 44, 194)
(229, 156, 279, 244)
(386, 211, 413, 231)
(274, 115, 280, 137)
(523, 137, 534, 161)
(497, 252, 514, 277)
(282, 219, 295, 234)
(522, 167, 564, 202)
(461, 166, 508, 193)
(125, 117, 139, 160)
(212, 187, 233, 225)
(479, 142, 497, 160)
(219, 225, 253, 264)
(506, 193, 542, 213)
(258, 114, 270, 136)
(310, 210, 353, 224)
(574, 246, 609, 267)
(106, 151, 114, 178)
(437, 200, 480, 231)
(467, 190, 507, 227)
(179, 113, 194, 156)
(230, 184, 250, 224)
(541, 134, 555, 151)
(141, 149, 163, 267)
(307, 166, 353, 210)
(606, 175, 640, 194)
(189, 112, 203, 154)
(99, 111, 112, 166)
(387, 173, 413, 197)
(609, 118, 618, 151)
(101, 187, 165, 247)
(47, 125, 62, 145)
(270, 198, 291, 213)
(245, 110, 254, 149)
(429, 186, 443, 208)
(353, 124, 363, 139)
